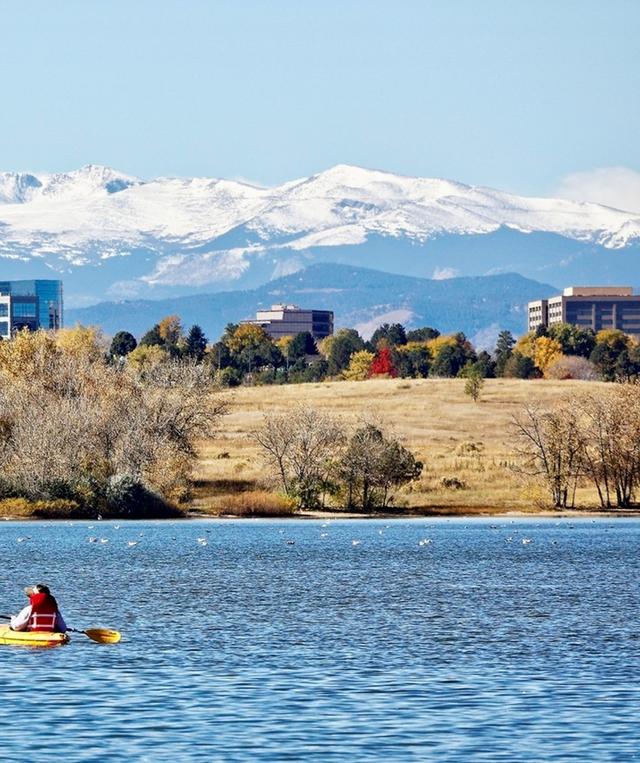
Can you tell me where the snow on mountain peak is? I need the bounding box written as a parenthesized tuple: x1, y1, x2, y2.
(0, 163, 639, 303)
(0, 164, 141, 205)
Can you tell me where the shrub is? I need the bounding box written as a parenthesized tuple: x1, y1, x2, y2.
(31, 499, 86, 519)
(544, 355, 599, 381)
(441, 477, 466, 490)
(222, 490, 296, 517)
(105, 474, 183, 518)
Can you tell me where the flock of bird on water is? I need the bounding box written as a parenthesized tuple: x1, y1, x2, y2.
(12, 521, 558, 548)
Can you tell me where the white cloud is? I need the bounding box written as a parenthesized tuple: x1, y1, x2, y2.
(432, 266, 458, 280)
(555, 167, 640, 214)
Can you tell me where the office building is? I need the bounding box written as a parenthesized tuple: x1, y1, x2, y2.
(528, 286, 640, 336)
(0, 280, 63, 339)
(241, 304, 334, 340)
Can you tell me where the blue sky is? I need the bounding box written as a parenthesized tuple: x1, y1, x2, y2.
(1, 0, 639, 201)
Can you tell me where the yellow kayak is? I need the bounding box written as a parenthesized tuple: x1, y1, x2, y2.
(0, 626, 69, 647)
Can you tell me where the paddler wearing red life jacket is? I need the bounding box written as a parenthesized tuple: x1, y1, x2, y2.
(10, 584, 68, 633)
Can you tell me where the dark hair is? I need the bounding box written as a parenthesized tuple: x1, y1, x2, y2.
(34, 584, 58, 610)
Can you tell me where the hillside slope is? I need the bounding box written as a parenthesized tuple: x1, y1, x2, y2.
(66, 264, 557, 342)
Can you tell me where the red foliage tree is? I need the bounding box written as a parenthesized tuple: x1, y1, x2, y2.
(370, 346, 397, 377)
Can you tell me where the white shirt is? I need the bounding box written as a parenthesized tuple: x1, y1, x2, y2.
(11, 605, 67, 632)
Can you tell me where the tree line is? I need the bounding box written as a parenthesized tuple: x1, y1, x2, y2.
(108, 314, 640, 386)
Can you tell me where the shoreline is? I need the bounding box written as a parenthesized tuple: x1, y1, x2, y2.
(187, 506, 640, 520)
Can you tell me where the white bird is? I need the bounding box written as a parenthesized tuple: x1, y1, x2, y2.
(99, 538, 109, 544)
(114, 525, 120, 530)
(197, 539, 208, 546)
(17, 536, 30, 543)
(378, 530, 384, 535)
(196, 537, 207, 543)
(522, 538, 533, 545)
(320, 533, 328, 538)
(352, 540, 361, 546)
(127, 541, 138, 547)
(418, 538, 432, 546)
(286, 539, 295, 545)
(88, 537, 98, 543)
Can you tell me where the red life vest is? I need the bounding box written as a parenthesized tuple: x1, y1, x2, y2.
(28, 592, 58, 632)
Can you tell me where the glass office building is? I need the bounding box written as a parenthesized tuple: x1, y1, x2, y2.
(0, 280, 63, 337)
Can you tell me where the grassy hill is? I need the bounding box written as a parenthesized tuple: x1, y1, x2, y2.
(193, 377, 607, 515)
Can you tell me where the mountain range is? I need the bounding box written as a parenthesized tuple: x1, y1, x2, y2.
(0, 164, 639, 310)
(66, 264, 557, 345)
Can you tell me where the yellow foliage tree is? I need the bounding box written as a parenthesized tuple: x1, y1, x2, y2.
(533, 336, 563, 373)
(317, 335, 334, 359)
(56, 325, 106, 360)
(515, 332, 537, 359)
(595, 328, 630, 349)
(158, 315, 183, 345)
(276, 336, 293, 357)
(127, 344, 169, 373)
(226, 323, 269, 353)
(426, 334, 457, 357)
(0, 328, 58, 379)
(343, 350, 375, 381)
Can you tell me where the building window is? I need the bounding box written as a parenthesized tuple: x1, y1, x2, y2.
(13, 302, 37, 318)
(0, 304, 7, 317)
(0, 320, 8, 336)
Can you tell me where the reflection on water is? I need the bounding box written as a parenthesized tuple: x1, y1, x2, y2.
(0, 518, 639, 761)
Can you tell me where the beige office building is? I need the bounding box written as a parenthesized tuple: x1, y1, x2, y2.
(527, 287, 640, 336)
(241, 304, 334, 340)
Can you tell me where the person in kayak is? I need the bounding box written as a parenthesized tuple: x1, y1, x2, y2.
(10, 584, 67, 633)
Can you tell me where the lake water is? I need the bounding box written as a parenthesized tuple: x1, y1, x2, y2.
(0, 518, 638, 761)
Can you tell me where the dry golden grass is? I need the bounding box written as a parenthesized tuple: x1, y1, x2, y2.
(193, 377, 609, 515)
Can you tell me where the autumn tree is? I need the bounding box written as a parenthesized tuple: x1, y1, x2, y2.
(343, 350, 375, 380)
(533, 336, 563, 374)
(337, 423, 422, 511)
(370, 346, 397, 377)
(254, 406, 345, 507)
(512, 402, 584, 508)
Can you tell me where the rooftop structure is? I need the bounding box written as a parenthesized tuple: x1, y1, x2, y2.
(241, 304, 334, 341)
(0, 280, 63, 340)
(528, 286, 640, 336)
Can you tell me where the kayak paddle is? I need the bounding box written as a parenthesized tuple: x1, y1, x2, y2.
(67, 627, 121, 644)
(1, 615, 121, 644)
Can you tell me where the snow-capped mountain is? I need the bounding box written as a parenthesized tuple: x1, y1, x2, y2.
(0, 163, 639, 306)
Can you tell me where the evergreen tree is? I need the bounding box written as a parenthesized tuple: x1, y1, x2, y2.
(185, 325, 207, 361)
(494, 330, 515, 376)
(288, 331, 317, 361)
(370, 323, 407, 349)
(139, 324, 163, 347)
(110, 330, 137, 357)
(406, 326, 440, 342)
